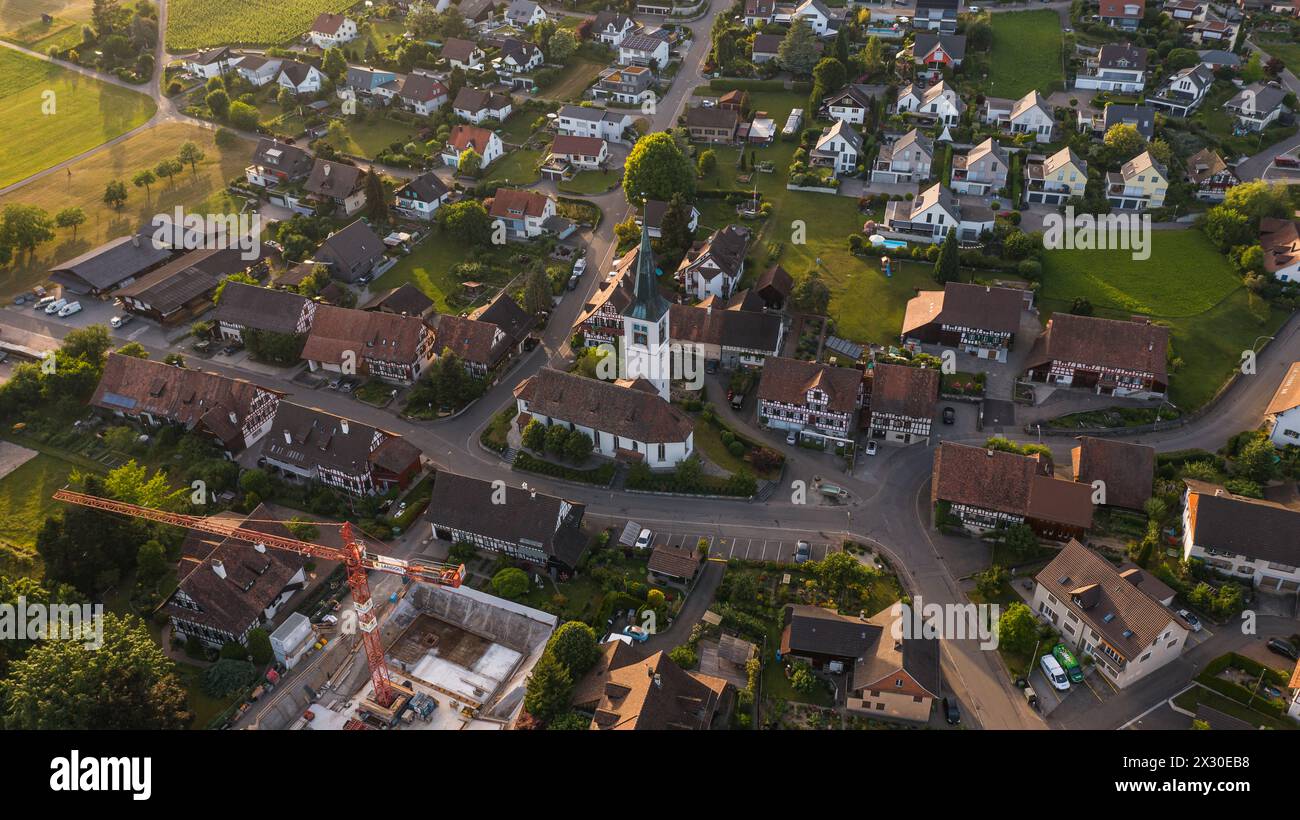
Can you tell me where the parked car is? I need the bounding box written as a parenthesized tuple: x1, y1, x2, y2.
(1267, 638, 1298, 660)
(623, 625, 650, 643)
(794, 540, 811, 564)
(328, 378, 342, 390)
(110, 314, 133, 329)
(339, 380, 355, 394)
(318, 614, 338, 627)
(943, 697, 961, 725)
(865, 440, 878, 456)
(634, 528, 653, 550)
(572, 257, 586, 276)
(567, 274, 579, 291)
(34, 295, 57, 310)
(1177, 609, 1201, 632)
(57, 301, 82, 317)
(1040, 654, 1070, 691)
(786, 430, 798, 445)
(942, 406, 955, 425)
(44, 298, 67, 315)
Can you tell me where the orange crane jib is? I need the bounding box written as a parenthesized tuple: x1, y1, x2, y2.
(53, 488, 466, 709)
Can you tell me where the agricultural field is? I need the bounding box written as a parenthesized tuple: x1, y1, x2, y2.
(0, 0, 91, 40)
(0, 48, 156, 190)
(1039, 230, 1290, 410)
(540, 58, 606, 102)
(167, 0, 357, 49)
(987, 10, 1064, 98)
(0, 121, 254, 299)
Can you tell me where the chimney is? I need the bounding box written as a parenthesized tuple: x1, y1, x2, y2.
(212, 560, 227, 580)
(324, 164, 331, 176)
(253, 542, 266, 553)
(229, 411, 238, 425)
(284, 429, 292, 444)
(653, 674, 662, 689)
(340, 419, 349, 434)
(131, 235, 141, 248)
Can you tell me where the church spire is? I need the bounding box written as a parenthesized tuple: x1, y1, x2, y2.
(623, 221, 669, 322)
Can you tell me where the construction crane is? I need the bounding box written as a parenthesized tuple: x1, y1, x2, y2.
(53, 489, 464, 709)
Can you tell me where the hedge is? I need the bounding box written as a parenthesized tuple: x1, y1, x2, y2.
(708, 78, 788, 92)
(513, 451, 616, 486)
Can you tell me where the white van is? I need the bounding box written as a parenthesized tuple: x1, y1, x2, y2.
(57, 301, 82, 317)
(44, 297, 67, 315)
(1040, 654, 1070, 691)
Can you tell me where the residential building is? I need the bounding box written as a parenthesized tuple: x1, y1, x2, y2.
(452, 87, 512, 123)
(571, 641, 730, 729)
(556, 104, 635, 143)
(114, 247, 257, 325)
(1265, 362, 1300, 447)
(757, 356, 863, 444)
(593, 65, 656, 105)
(675, 225, 750, 300)
(426, 470, 588, 573)
(1189, 19, 1236, 46)
(883, 183, 994, 244)
(809, 119, 862, 176)
(914, 0, 960, 32)
(442, 38, 486, 70)
(1079, 102, 1156, 140)
(640, 198, 700, 239)
(546, 134, 609, 174)
(930, 442, 1094, 540)
(1182, 481, 1300, 592)
(896, 80, 964, 126)
(669, 301, 786, 369)
(245, 138, 312, 188)
(822, 83, 874, 125)
(1099, 0, 1145, 29)
(619, 32, 670, 69)
(396, 73, 449, 116)
(983, 90, 1054, 142)
(458, 0, 496, 25)
(90, 352, 281, 454)
(950, 137, 1009, 196)
(213, 281, 316, 343)
(592, 11, 638, 46)
(1024, 146, 1088, 206)
(394, 172, 451, 221)
(441, 124, 504, 168)
(685, 105, 740, 142)
(362, 283, 436, 320)
(235, 54, 282, 86)
(1225, 83, 1288, 132)
(900, 282, 1023, 361)
(308, 13, 358, 49)
(647, 542, 704, 583)
(499, 38, 544, 79)
(342, 65, 398, 99)
(301, 305, 437, 384)
(1106, 150, 1168, 210)
(911, 32, 966, 68)
(435, 299, 532, 378)
(866, 363, 939, 444)
(1024, 313, 1169, 398)
(1260, 217, 1300, 282)
(303, 159, 368, 217)
(871, 128, 934, 184)
(314, 220, 386, 283)
(1149, 64, 1214, 117)
(751, 32, 784, 63)
(1075, 43, 1148, 92)
(1184, 148, 1237, 201)
(1032, 540, 1188, 689)
(185, 47, 242, 78)
(1070, 437, 1155, 511)
(487, 188, 558, 240)
(505, 0, 547, 27)
(277, 59, 324, 95)
(1164, 0, 1206, 20)
(49, 233, 174, 295)
(261, 401, 421, 495)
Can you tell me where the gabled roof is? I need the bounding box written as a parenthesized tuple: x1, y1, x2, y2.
(902, 282, 1023, 337)
(514, 368, 694, 443)
(869, 363, 939, 420)
(757, 356, 861, 413)
(685, 106, 740, 130)
(301, 305, 430, 366)
(1227, 83, 1288, 115)
(669, 303, 783, 353)
(551, 134, 606, 156)
(214, 281, 313, 335)
(911, 32, 967, 61)
(318, 220, 385, 272)
(396, 172, 450, 204)
(1070, 437, 1155, 510)
(852, 602, 941, 698)
(251, 137, 312, 176)
(442, 38, 482, 63)
(446, 124, 497, 154)
(816, 118, 863, 153)
(1260, 217, 1300, 275)
(277, 59, 319, 87)
(677, 225, 749, 282)
(114, 248, 251, 315)
(755, 263, 792, 298)
(571, 644, 728, 730)
(1102, 103, 1156, 140)
(620, 33, 666, 52)
(1185, 484, 1300, 566)
(1185, 147, 1228, 185)
(453, 86, 509, 112)
(304, 159, 364, 198)
(311, 12, 349, 34)
(1099, 0, 1145, 17)
(1096, 43, 1148, 70)
(435, 313, 509, 367)
(1028, 313, 1169, 381)
(263, 401, 418, 479)
(1265, 362, 1300, 416)
(1010, 89, 1052, 121)
(362, 282, 435, 318)
(488, 188, 551, 219)
(780, 604, 877, 659)
(398, 73, 447, 103)
(824, 83, 875, 110)
(471, 290, 535, 342)
(932, 442, 1094, 529)
(49, 234, 174, 292)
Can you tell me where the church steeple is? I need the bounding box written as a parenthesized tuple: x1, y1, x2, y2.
(623, 222, 669, 322)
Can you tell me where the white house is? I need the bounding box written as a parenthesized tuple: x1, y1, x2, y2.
(1074, 43, 1148, 92)
(548, 134, 609, 171)
(1182, 481, 1300, 593)
(270, 612, 316, 670)
(871, 129, 933, 184)
(441, 124, 504, 168)
(185, 47, 242, 79)
(619, 32, 671, 69)
(397, 73, 449, 116)
(394, 173, 451, 222)
(505, 0, 547, 27)
(883, 183, 994, 243)
(1225, 83, 1288, 132)
(675, 225, 750, 301)
(823, 84, 874, 125)
(984, 90, 1055, 143)
(1149, 64, 1214, 117)
(810, 120, 862, 176)
(896, 81, 963, 126)
(557, 104, 634, 143)
(453, 87, 513, 123)
(308, 13, 358, 49)
(1261, 218, 1300, 283)
(1266, 362, 1300, 448)
(499, 39, 544, 76)
(793, 0, 836, 34)
(235, 55, 281, 87)
(277, 60, 324, 95)
(442, 37, 486, 70)
(488, 188, 557, 240)
(592, 11, 638, 46)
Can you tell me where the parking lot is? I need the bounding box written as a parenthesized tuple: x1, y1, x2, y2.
(649, 530, 837, 564)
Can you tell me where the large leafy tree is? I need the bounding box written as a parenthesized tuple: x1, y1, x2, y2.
(996, 602, 1039, 657)
(622, 131, 695, 205)
(0, 204, 55, 256)
(546, 621, 601, 675)
(439, 200, 492, 246)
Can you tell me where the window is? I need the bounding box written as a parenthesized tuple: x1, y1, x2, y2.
(895, 678, 903, 688)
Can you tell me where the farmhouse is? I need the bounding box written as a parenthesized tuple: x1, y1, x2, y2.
(261, 402, 422, 495)
(757, 356, 863, 444)
(213, 281, 317, 343)
(1070, 437, 1156, 511)
(114, 247, 259, 326)
(900, 282, 1023, 361)
(362, 283, 436, 320)
(1023, 313, 1170, 398)
(434, 305, 529, 379)
(669, 302, 786, 369)
(300, 305, 437, 384)
(865, 363, 939, 445)
(49, 234, 175, 295)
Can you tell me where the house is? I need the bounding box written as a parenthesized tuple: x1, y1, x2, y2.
(499, 38, 544, 77)
(896, 81, 964, 126)
(1080, 102, 1157, 141)
(262, 402, 422, 495)
(1024, 146, 1088, 206)
(866, 363, 939, 444)
(185, 47, 242, 79)
(114, 247, 256, 325)
(1260, 217, 1300, 283)
(743, 0, 777, 25)
(314, 220, 387, 283)
(234, 54, 282, 86)
(1225, 83, 1288, 132)
(930, 442, 1094, 540)
(1075, 43, 1148, 92)
(983, 90, 1054, 143)
(900, 282, 1023, 362)
(213, 281, 316, 343)
(1265, 362, 1300, 447)
(1148, 64, 1213, 117)
(618, 32, 670, 70)
(441, 124, 504, 168)
(394, 172, 451, 222)
(757, 356, 863, 444)
(301, 305, 437, 384)
(487, 188, 557, 240)
(342, 65, 399, 99)
(269, 612, 316, 670)
(571, 641, 730, 729)
(593, 65, 656, 105)
(1182, 481, 1300, 592)
(1106, 150, 1168, 210)
(452, 87, 512, 123)
(164, 505, 307, 649)
(911, 32, 966, 68)
(556, 104, 635, 143)
(396, 73, 449, 116)
(669, 302, 786, 369)
(308, 13, 357, 49)
(515, 368, 696, 468)
(809, 119, 862, 176)
(458, 0, 497, 25)
(1189, 19, 1236, 46)
(362, 283, 436, 320)
(751, 32, 784, 63)
(434, 307, 525, 378)
(883, 183, 994, 244)
(1197, 49, 1240, 70)
(303, 159, 367, 216)
(592, 11, 638, 46)
(90, 353, 281, 454)
(647, 542, 703, 583)
(685, 106, 740, 142)
(442, 37, 485, 70)
(545, 134, 609, 179)
(1185, 148, 1237, 202)
(426, 470, 588, 573)
(792, 0, 837, 34)
(1163, 0, 1205, 20)
(49, 234, 175, 295)
(871, 128, 934, 184)
(505, 0, 546, 27)
(950, 137, 1009, 196)
(1032, 540, 1188, 688)
(1099, 0, 1145, 30)
(277, 59, 324, 95)
(781, 604, 940, 723)
(640, 199, 700, 239)
(914, 0, 960, 32)
(822, 83, 875, 125)
(1024, 313, 1169, 398)
(675, 225, 750, 300)
(245, 138, 312, 188)
(1070, 437, 1155, 511)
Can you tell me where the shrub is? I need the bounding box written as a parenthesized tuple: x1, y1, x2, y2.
(491, 567, 530, 600)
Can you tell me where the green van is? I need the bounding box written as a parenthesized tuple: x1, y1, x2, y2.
(1052, 643, 1084, 684)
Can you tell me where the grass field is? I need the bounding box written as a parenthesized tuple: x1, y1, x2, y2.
(541, 59, 606, 102)
(559, 169, 620, 194)
(483, 148, 542, 186)
(168, 0, 357, 49)
(0, 451, 75, 553)
(1258, 35, 1300, 75)
(336, 115, 424, 159)
(0, 121, 255, 299)
(987, 10, 1064, 98)
(0, 48, 156, 189)
(1039, 230, 1289, 410)
(0, 0, 91, 32)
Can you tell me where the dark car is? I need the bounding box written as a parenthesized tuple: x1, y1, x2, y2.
(1267, 638, 1298, 661)
(942, 406, 955, 425)
(943, 697, 961, 725)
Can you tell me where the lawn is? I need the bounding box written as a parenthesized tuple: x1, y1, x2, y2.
(483, 148, 542, 186)
(1258, 35, 1300, 75)
(0, 0, 91, 33)
(168, 0, 358, 48)
(337, 115, 425, 160)
(558, 169, 620, 195)
(540, 59, 606, 102)
(173, 662, 243, 729)
(0, 121, 255, 299)
(0, 48, 156, 189)
(0, 451, 75, 556)
(372, 232, 545, 312)
(987, 10, 1064, 98)
(1039, 229, 1289, 409)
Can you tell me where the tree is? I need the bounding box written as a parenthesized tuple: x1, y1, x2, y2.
(544, 422, 570, 454)
(491, 567, 530, 600)
(131, 168, 156, 198)
(365, 170, 388, 221)
(790, 661, 819, 694)
(545, 621, 600, 675)
(658, 192, 695, 257)
(1202, 205, 1254, 251)
(1223, 180, 1291, 227)
(812, 57, 847, 98)
(777, 19, 821, 76)
(563, 429, 593, 462)
(212, 271, 259, 304)
(202, 658, 256, 697)
(523, 651, 572, 722)
(53, 206, 87, 239)
(974, 564, 1009, 600)
(0, 204, 55, 256)
(115, 341, 149, 359)
(458, 148, 483, 177)
(696, 148, 717, 177)
(1103, 123, 1145, 159)
(105, 460, 188, 510)
(546, 712, 590, 730)
(524, 268, 551, 315)
(136, 539, 168, 586)
(623, 131, 695, 205)
(206, 87, 230, 119)
(791, 269, 830, 314)
(322, 46, 347, 80)
(996, 602, 1038, 656)
(178, 141, 205, 176)
(813, 552, 869, 602)
(154, 158, 183, 188)
(933, 228, 959, 284)
(1236, 435, 1277, 484)
(522, 419, 547, 451)
(547, 28, 577, 62)
(227, 100, 260, 131)
(102, 180, 128, 210)
(2, 612, 190, 729)
(999, 523, 1040, 563)
(246, 627, 274, 666)
(440, 200, 492, 245)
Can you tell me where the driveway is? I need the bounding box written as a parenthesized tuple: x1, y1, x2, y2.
(640, 559, 724, 653)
